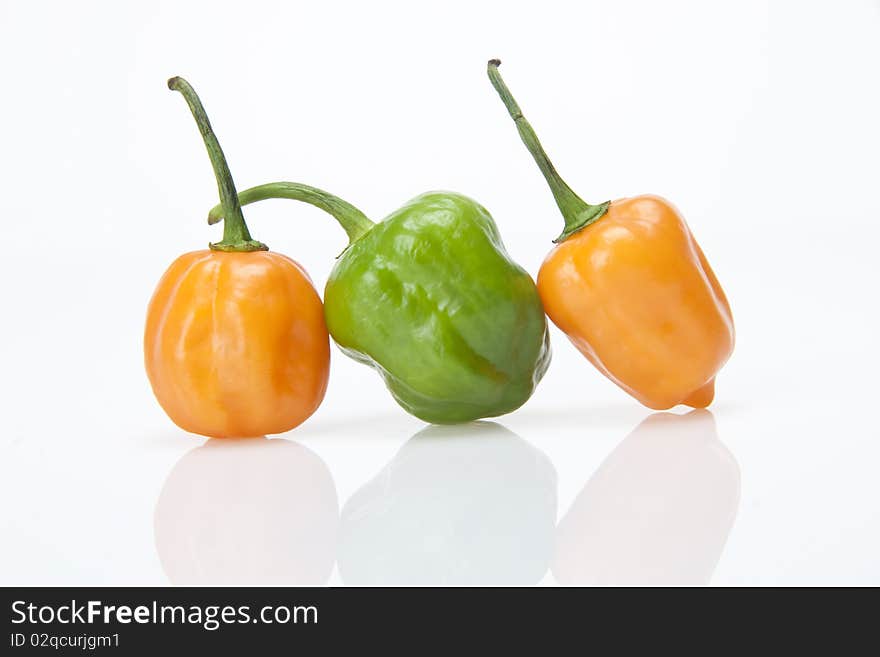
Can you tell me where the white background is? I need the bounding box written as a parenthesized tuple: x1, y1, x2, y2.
(1, 0, 878, 585)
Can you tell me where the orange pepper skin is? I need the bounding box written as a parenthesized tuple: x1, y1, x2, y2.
(144, 250, 330, 437)
(537, 195, 734, 410)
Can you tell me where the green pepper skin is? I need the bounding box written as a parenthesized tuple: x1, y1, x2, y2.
(325, 192, 550, 424)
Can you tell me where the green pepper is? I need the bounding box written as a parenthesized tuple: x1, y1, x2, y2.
(209, 183, 550, 424)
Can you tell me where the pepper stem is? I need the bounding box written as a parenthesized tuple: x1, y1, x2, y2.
(168, 76, 267, 252)
(207, 182, 375, 247)
(486, 60, 610, 242)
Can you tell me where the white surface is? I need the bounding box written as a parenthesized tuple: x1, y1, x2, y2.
(1, 0, 878, 586)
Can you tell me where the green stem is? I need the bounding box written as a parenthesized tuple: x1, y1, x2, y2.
(168, 76, 267, 252)
(486, 60, 610, 242)
(207, 182, 375, 246)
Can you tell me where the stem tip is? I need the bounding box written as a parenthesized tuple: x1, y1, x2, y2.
(488, 58, 501, 67)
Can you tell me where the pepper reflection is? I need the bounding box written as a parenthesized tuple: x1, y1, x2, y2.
(338, 422, 557, 585)
(154, 438, 338, 585)
(553, 410, 740, 586)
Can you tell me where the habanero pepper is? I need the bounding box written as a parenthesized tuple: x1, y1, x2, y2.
(487, 60, 734, 410)
(144, 78, 330, 438)
(209, 185, 551, 425)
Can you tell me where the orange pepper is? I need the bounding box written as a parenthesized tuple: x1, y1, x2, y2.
(145, 78, 329, 437)
(488, 61, 734, 409)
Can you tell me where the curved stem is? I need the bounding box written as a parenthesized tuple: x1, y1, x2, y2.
(207, 182, 375, 245)
(486, 60, 610, 242)
(168, 76, 267, 252)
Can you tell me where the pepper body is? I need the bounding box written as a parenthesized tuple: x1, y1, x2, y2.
(538, 195, 734, 409)
(145, 250, 330, 437)
(324, 192, 550, 424)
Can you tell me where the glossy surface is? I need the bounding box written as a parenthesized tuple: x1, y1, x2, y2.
(154, 437, 338, 584)
(144, 250, 330, 437)
(553, 410, 740, 585)
(325, 192, 551, 424)
(538, 195, 734, 409)
(338, 423, 557, 585)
